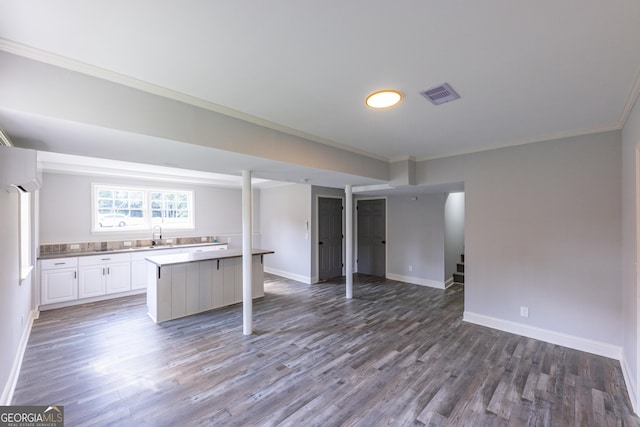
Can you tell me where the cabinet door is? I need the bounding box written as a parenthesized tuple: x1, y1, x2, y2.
(252, 255, 265, 298)
(106, 261, 131, 294)
(131, 259, 149, 290)
(185, 262, 200, 316)
(222, 258, 237, 305)
(42, 268, 78, 304)
(79, 265, 106, 299)
(234, 258, 243, 303)
(199, 260, 213, 312)
(211, 259, 224, 309)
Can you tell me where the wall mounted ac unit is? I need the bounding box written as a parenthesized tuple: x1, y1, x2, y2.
(0, 146, 42, 192)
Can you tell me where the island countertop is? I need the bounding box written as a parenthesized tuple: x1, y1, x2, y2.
(145, 248, 274, 267)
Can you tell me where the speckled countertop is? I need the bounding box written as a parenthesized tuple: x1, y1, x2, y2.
(37, 242, 228, 260)
(145, 248, 274, 267)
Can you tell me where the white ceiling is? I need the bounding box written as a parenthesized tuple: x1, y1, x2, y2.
(0, 1, 639, 189)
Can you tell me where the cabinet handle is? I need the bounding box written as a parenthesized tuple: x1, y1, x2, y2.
(217, 259, 220, 270)
(107, 267, 110, 275)
(74, 271, 77, 279)
(102, 268, 106, 275)
(54, 262, 65, 265)
(261, 255, 263, 265)
(101, 258, 111, 261)
(157, 266, 161, 279)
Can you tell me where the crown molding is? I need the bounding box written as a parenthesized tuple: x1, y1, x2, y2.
(619, 67, 640, 129)
(414, 124, 621, 163)
(0, 38, 388, 163)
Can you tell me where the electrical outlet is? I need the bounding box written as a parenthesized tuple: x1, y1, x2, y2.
(408, 265, 413, 272)
(520, 306, 529, 318)
(166, 238, 173, 244)
(123, 241, 132, 247)
(227, 237, 231, 243)
(201, 237, 207, 242)
(70, 244, 80, 250)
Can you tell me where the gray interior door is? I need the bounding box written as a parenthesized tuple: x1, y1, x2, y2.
(318, 197, 343, 280)
(357, 199, 386, 277)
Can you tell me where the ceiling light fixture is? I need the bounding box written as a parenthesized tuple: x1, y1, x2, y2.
(365, 90, 402, 109)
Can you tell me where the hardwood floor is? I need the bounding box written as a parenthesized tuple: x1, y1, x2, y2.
(13, 274, 639, 426)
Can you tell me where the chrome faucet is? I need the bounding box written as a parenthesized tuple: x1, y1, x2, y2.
(152, 225, 162, 246)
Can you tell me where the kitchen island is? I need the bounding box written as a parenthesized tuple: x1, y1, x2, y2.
(145, 248, 273, 323)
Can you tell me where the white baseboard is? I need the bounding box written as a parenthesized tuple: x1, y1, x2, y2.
(463, 311, 622, 360)
(39, 289, 146, 311)
(445, 277, 455, 288)
(1, 309, 38, 405)
(387, 273, 445, 289)
(621, 352, 638, 414)
(264, 267, 311, 284)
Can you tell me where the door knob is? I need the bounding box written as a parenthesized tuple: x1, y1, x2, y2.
(319, 241, 324, 245)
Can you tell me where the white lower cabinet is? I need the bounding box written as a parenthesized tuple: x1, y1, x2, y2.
(78, 264, 106, 298)
(78, 253, 131, 299)
(40, 245, 234, 309)
(41, 257, 78, 305)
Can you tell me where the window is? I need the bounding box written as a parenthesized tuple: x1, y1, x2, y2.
(93, 184, 194, 232)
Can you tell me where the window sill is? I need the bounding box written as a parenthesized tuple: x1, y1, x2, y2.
(20, 265, 34, 282)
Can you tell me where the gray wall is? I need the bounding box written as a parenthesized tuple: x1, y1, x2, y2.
(417, 131, 622, 345)
(622, 97, 640, 405)
(0, 51, 389, 182)
(0, 190, 33, 403)
(348, 192, 454, 288)
(445, 192, 465, 281)
(386, 193, 446, 286)
(260, 184, 312, 282)
(39, 172, 260, 248)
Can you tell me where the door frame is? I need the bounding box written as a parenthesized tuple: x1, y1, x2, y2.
(355, 196, 388, 276)
(636, 147, 640, 412)
(314, 194, 345, 284)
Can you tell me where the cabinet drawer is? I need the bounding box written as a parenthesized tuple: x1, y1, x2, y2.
(40, 257, 78, 270)
(79, 252, 131, 266)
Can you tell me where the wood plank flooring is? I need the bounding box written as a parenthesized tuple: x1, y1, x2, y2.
(13, 274, 639, 426)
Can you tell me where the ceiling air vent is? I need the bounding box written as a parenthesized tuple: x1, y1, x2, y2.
(420, 83, 460, 105)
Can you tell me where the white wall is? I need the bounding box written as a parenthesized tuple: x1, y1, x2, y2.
(260, 184, 312, 283)
(0, 189, 33, 404)
(386, 193, 446, 288)
(622, 96, 640, 409)
(416, 131, 622, 353)
(39, 172, 260, 247)
(445, 192, 465, 282)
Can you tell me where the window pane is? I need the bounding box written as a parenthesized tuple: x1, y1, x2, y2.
(94, 185, 192, 232)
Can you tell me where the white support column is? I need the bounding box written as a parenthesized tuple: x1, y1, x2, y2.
(242, 170, 253, 335)
(345, 184, 353, 299)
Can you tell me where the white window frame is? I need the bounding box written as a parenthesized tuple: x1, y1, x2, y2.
(92, 184, 195, 233)
(19, 191, 33, 281)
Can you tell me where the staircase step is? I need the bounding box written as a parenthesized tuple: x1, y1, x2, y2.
(453, 271, 465, 284)
(457, 263, 464, 273)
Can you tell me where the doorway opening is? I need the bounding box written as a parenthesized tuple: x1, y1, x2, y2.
(445, 192, 465, 287)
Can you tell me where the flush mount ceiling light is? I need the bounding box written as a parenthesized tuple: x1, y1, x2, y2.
(365, 90, 402, 109)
